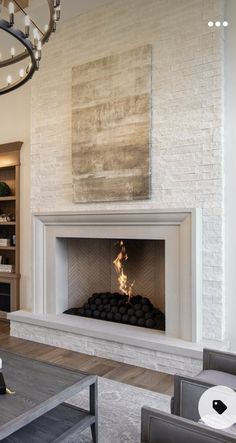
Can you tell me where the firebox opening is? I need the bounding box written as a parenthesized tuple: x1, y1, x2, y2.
(64, 238, 165, 331)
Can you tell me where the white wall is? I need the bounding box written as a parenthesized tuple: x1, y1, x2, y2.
(30, 0, 225, 342)
(225, 0, 236, 349)
(0, 84, 31, 310)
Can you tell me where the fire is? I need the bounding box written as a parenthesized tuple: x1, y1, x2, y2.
(113, 240, 135, 300)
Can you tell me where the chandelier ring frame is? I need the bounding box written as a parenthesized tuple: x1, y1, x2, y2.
(0, 0, 54, 69)
(0, 17, 37, 95)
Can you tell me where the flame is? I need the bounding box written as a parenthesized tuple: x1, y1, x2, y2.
(113, 240, 135, 300)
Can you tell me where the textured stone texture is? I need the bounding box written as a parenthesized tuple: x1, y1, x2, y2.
(72, 45, 151, 202)
(31, 0, 225, 341)
(11, 321, 202, 376)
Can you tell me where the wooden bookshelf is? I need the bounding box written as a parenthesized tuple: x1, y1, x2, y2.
(0, 142, 22, 317)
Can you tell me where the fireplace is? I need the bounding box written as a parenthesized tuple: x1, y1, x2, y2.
(9, 209, 204, 375)
(28, 209, 201, 341)
(63, 238, 165, 331)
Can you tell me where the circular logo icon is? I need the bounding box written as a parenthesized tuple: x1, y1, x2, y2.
(198, 385, 236, 429)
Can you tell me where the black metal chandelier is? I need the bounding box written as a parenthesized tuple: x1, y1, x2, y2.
(0, 0, 61, 95)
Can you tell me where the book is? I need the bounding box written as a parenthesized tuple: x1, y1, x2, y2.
(0, 239, 10, 247)
(0, 265, 14, 273)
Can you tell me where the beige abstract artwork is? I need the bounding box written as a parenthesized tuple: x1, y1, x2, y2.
(72, 45, 152, 203)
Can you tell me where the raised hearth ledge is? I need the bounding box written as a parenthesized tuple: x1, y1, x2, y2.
(8, 310, 229, 376)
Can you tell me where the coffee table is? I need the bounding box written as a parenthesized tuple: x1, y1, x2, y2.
(0, 349, 98, 442)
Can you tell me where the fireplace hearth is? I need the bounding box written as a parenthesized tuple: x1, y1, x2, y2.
(64, 292, 165, 330)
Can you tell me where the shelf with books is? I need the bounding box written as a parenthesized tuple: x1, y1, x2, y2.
(0, 142, 22, 315)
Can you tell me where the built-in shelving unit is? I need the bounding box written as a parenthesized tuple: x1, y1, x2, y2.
(0, 142, 22, 319)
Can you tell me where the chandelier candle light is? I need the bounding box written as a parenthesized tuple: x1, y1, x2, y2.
(0, 0, 61, 95)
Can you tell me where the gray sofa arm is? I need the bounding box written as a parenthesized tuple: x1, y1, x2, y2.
(172, 375, 213, 421)
(203, 349, 236, 375)
(141, 407, 235, 443)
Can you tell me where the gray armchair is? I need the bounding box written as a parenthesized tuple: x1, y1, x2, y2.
(141, 407, 236, 443)
(172, 348, 236, 420)
(140, 349, 236, 443)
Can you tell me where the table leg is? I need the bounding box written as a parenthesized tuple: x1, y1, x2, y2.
(90, 378, 98, 443)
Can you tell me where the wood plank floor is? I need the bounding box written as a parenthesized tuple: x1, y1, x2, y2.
(0, 321, 173, 395)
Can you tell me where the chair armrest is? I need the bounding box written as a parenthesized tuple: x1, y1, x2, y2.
(172, 374, 213, 421)
(203, 348, 236, 375)
(141, 407, 235, 443)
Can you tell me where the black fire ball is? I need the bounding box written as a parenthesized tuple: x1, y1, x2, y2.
(64, 292, 165, 331)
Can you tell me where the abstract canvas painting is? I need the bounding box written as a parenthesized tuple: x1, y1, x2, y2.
(72, 45, 152, 203)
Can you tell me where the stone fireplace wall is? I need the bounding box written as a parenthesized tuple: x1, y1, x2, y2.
(30, 0, 225, 341)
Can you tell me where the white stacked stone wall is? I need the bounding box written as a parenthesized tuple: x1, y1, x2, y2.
(30, 0, 225, 342)
(11, 321, 202, 376)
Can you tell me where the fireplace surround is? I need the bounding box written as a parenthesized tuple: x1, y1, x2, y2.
(8, 209, 212, 375)
(34, 209, 201, 340)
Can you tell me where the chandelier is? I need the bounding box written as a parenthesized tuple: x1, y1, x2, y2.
(0, 0, 61, 95)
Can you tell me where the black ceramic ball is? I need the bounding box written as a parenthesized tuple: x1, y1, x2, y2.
(133, 295, 142, 304)
(127, 308, 135, 316)
(122, 314, 129, 323)
(142, 305, 151, 313)
(145, 312, 153, 320)
(137, 318, 145, 327)
(130, 316, 137, 325)
(119, 306, 126, 315)
(114, 313, 122, 322)
(136, 310, 143, 318)
(78, 308, 85, 316)
(85, 309, 92, 317)
(107, 312, 113, 321)
(145, 318, 155, 328)
(141, 297, 151, 305)
(88, 296, 95, 304)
